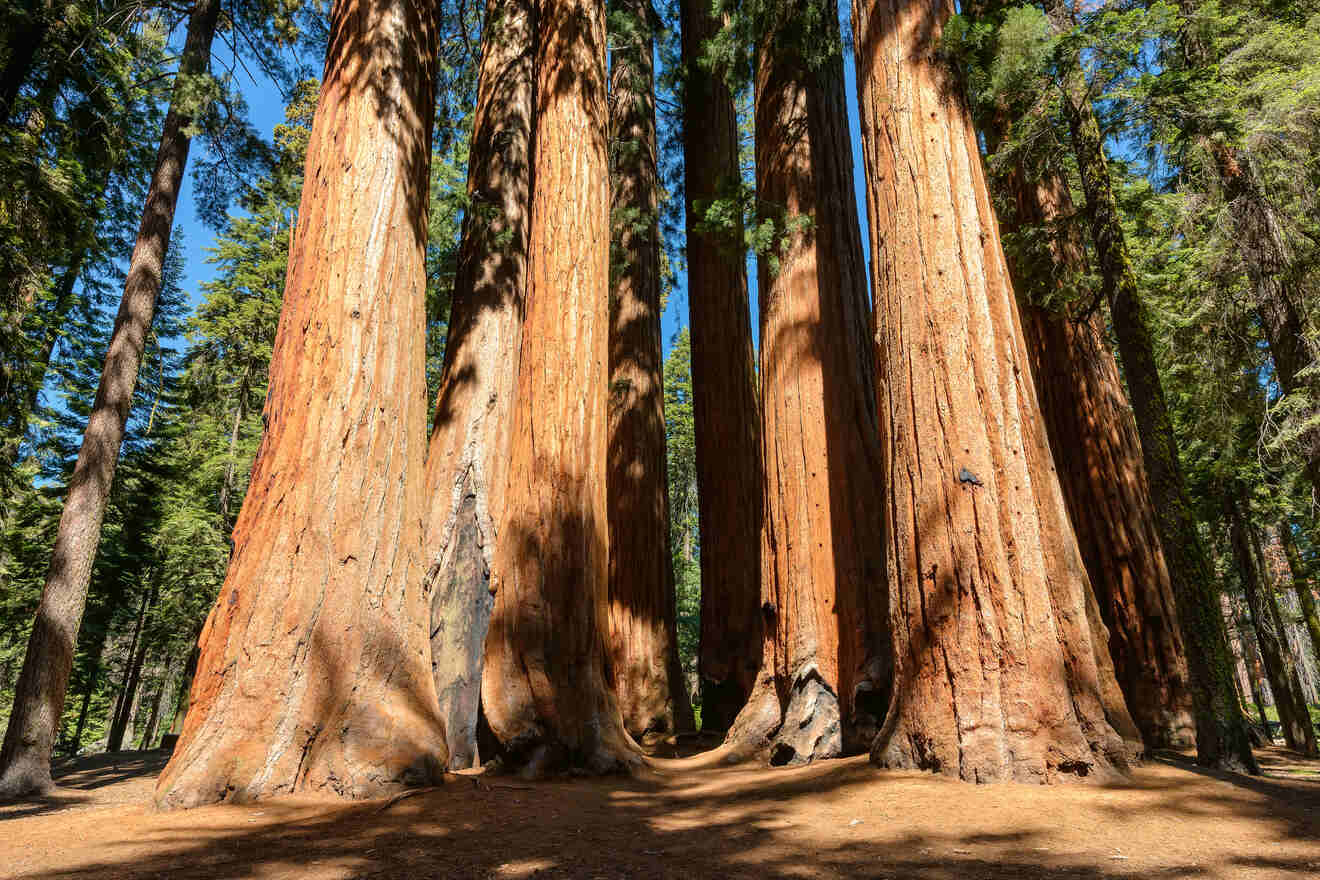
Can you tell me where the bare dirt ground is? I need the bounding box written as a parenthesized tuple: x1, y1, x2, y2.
(2, 743, 1318, 879)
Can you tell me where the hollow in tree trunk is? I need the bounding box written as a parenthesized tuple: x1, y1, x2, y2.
(423, 0, 532, 771)
(678, 0, 763, 733)
(722, 0, 889, 766)
(854, 0, 1136, 782)
(0, 0, 220, 799)
(606, 0, 695, 739)
(479, 0, 637, 776)
(153, 0, 447, 808)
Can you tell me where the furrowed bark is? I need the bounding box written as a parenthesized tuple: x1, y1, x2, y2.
(980, 97, 1195, 749)
(1057, 36, 1257, 774)
(855, 0, 1135, 782)
(0, 0, 220, 799)
(606, 0, 695, 738)
(479, 0, 638, 776)
(154, 0, 448, 808)
(678, 0, 763, 733)
(723, 0, 889, 766)
(423, 0, 532, 771)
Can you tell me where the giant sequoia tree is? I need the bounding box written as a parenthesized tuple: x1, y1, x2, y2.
(478, 0, 637, 774)
(977, 126, 1195, 747)
(678, 0, 764, 733)
(1052, 12, 1258, 773)
(153, 0, 448, 807)
(0, 0, 220, 798)
(423, 0, 533, 770)
(606, 0, 694, 739)
(723, 0, 889, 765)
(854, 0, 1136, 781)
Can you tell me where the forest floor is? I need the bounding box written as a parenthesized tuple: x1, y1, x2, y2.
(1, 740, 1318, 879)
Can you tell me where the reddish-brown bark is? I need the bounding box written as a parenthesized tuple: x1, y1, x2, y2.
(678, 0, 763, 733)
(854, 0, 1136, 781)
(423, 0, 533, 770)
(1024, 305, 1195, 748)
(479, 0, 637, 774)
(0, 0, 219, 799)
(153, 0, 447, 808)
(723, 0, 889, 765)
(990, 160, 1195, 748)
(606, 0, 695, 738)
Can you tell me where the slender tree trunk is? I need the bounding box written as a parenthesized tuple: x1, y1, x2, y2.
(1222, 591, 1270, 733)
(855, 0, 1137, 782)
(216, 364, 252, 526)
(480, 0, 636, 776)
(1225, 490, 1313, 753)
(0, 0, 220, 798)
(108, 580, 156, 752)
(678, 0, 763, 734)
(1252, 521, 1317, 754)
(168, 643, 199, 737)
(107, 586, 151, 752)
(153, 0, 447, 808)
(423, 0, 532, 771)
(606, 0, 694, 739)
(1279, 520, 1320, 666)
(720, 0, 888, 766)
(1056, 39, 1257, 774)
(137, 675, 166, 750)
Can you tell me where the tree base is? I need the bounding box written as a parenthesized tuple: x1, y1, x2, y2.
(0, 752, 55, 800)
(723, 666, 848, 767)
(871, 714, 1132, 784)
(488, 730, 643, 780)
(154, 687, 449, 811)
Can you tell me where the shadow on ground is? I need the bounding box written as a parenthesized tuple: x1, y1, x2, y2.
(1, 746, 1318, 878)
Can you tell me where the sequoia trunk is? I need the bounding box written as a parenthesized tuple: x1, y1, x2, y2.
(984, 107, 1195, 748)
(154, 0, 447, 808)
(678, 0, 763, 732)
(855, 0, 1135, 782)
(606, 0, 695, 738)
(423, 0, 532, 770)
(1058, 42, 1258, 774)
(0, 0, 220, 798)
(723, 0, 888, 766)
(479, 0, 637, 774)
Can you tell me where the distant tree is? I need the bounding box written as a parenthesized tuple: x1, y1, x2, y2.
(606, 0, 694, 739)
(678, 0, 763, 732)
(0, 0, 222, 798)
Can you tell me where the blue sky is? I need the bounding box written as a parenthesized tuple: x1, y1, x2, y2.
(171, 9, 874, 360)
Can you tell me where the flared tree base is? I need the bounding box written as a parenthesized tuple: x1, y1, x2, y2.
(722, 666, 855, 767)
